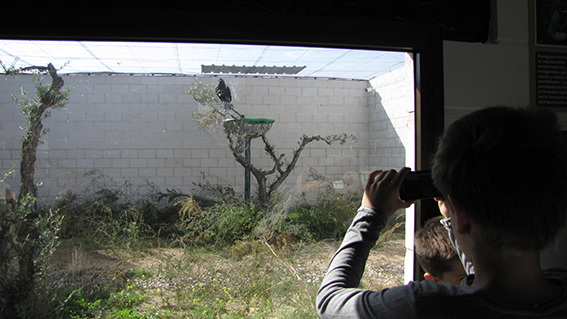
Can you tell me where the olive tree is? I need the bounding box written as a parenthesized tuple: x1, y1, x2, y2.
(187, 79, 355, 208)
(0, 60, 69, 314)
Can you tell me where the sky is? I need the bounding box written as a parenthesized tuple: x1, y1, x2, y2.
(0, 40, 407, 80)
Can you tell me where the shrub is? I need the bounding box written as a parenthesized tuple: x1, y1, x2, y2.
(176, 197, 264, 248)
(56, 172, 185, 247)
(57, 194, 156, 251)
(0, 196, 63, 319)
(255, 186, 360, 243)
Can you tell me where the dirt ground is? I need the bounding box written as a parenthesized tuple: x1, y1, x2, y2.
(47, 234, 406, 294)
(288, 235, 406, 290)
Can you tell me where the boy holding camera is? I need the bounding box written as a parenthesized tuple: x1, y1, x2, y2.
(316, 106, 567, 318)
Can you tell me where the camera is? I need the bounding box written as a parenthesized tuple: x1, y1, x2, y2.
(399, 170, 440, 201)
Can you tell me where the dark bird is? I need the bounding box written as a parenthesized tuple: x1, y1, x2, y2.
(216, 79, 231, 102)
(216, 79, 244, 117)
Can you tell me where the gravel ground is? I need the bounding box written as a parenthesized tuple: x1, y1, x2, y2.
(47, 234, 406, 297)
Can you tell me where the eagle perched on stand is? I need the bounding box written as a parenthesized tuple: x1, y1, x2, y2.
(216, 79, 233, 111)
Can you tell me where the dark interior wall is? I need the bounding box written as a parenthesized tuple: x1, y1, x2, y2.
(1, 1, 489, 44)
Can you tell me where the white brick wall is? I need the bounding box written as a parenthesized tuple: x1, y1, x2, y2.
(367, 54, 415, 172)
(1, 60, 413, 202)
(364, 54, 416, 284)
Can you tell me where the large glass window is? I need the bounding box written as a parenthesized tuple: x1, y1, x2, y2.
(0, 40, 416, 316)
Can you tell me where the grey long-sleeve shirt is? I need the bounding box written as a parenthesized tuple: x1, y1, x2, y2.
(316, 206, 567, 318)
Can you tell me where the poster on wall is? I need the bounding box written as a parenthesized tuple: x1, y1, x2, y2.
(536, 0, 567, 46)
(534, 52, 567, 107)
(532, 0, 567, 108)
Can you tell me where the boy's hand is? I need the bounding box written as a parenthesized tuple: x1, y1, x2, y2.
(362, 168, 415, 218)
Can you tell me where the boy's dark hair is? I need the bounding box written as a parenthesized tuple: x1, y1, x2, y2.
(432, 106, 567, 251)
(415, 216, 459, 278)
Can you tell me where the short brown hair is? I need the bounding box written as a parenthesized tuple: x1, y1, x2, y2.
(432, 106, 567, 251)
(414, 216, 459, 279)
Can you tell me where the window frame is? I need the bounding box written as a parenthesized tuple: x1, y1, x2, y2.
(2, 11, 445, 281)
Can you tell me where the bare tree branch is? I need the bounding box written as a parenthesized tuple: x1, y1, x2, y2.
(189, 78, 356, 207)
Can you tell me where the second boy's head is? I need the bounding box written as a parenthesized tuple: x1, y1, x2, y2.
(415, 216, 466, 285)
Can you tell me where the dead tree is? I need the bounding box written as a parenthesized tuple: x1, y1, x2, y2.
(188, 79, 355, 208)
(226, 129, 353, 208)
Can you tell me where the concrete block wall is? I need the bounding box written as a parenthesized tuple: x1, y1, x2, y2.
(0, 72, 377, 201)
(366, 53, 416, 284)
(367, 53, 415, 171)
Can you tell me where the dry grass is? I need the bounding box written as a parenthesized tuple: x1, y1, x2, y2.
(45, 231, 405, 318)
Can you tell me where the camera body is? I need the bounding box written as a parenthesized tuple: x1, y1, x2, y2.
(399, 170, 440, 201)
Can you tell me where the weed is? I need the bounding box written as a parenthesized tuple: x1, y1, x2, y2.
(62, 284, 154, 319)
(2, 168, 405, 318)
(255, 183, 359, 244)
(0, 193, 63, 319)
(145, 243, 322, 318)
(192, 172, 243, 205)
(174, 196, 264, 248)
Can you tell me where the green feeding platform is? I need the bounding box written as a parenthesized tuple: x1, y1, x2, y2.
(223, 118, 275, 139)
